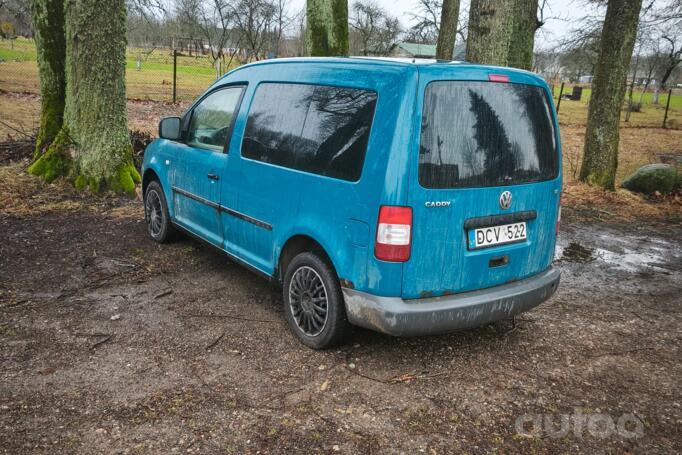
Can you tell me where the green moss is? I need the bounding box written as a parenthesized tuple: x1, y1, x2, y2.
(507, 0, 538, 70)
(306, 0, 348, 56)
(34, 99, 64, 159)
(28, 127, 72, 182)
(107, 160, 141, 195)
(32, 0, 66, 160)
(69, 160, 139, 195)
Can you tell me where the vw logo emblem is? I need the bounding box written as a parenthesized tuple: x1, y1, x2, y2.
(499, 191, 512, 209)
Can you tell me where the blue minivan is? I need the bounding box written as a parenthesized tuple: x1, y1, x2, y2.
(142, 57, 562, 349)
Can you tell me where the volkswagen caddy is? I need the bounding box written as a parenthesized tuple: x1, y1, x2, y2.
(142, 57, 562, 349)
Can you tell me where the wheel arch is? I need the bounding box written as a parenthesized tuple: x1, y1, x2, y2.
(142, 168, 160, 194)
(277, 234, 338, 284)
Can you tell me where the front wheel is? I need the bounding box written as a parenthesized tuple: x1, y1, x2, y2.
(144, 181, 178, 243)
(282, 252, 350, 349)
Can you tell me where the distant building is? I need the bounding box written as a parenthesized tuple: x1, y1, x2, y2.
(388, 42, 467, 60)
(579, 75, 594, 84)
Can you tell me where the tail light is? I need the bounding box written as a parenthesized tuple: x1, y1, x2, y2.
(556, 193, 562, 235)
(375, 206, 412, 262)
(488, 74, 510, 83)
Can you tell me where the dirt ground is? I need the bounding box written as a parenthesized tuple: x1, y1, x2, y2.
(1, 89, 682, 453)
(1, 155, 681, 454)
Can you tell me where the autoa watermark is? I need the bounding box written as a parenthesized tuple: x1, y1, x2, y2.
(515, 409, 644, 439)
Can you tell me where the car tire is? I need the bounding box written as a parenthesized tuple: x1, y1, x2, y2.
(283, 252, 351, 349)
(144, 181, 178, 243)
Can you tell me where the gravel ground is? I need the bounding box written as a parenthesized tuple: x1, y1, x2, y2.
(1, 175, 681, 454)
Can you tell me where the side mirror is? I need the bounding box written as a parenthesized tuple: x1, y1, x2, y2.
(159, 117, 181, 141)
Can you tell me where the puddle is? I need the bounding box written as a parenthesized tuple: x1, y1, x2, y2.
(592, 247, 670, 272)
(556, 233, 678, 273)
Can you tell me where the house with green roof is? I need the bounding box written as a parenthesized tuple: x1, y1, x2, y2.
(388, 42, 467, 60)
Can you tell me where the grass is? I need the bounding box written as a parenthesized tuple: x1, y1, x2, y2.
(552, 86, 682, 109)
(0, 37, 240, 101)
(0, 92, 680, 220)
(550, 84, 682, 129)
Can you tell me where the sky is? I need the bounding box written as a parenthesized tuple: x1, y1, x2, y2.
(286, 0, 603, 50)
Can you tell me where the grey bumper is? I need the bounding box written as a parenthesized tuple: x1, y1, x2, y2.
(342, 267, 560, 337)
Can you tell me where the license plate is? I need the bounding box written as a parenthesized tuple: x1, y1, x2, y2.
(469, 222, 527, 249)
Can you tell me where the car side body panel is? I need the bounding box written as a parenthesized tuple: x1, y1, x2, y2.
(142, 58, 562, 320)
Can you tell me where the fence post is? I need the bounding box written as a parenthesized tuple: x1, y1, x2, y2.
(556, 82, 565, 113)
(662, 88, 672, 129)
(172, 50, 178, 104)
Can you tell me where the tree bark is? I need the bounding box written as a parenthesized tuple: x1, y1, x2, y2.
(435, 0, 460, 60)
(29, 0, 139, 193)
(579, 0, 642, 190)
(306, 0, 349, 56)
(507, 0, 538, 70)
(31, 0, 66, 159)
(466, 0, 515, 66)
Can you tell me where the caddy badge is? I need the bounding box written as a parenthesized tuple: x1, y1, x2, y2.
(425, 201, 452, 208)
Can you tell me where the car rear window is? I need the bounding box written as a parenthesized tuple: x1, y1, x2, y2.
(241, 83, 377, 182)
(419, 81, 558, 189)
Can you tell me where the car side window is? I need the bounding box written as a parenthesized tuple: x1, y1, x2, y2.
(241, 82, 377, 181)
(186, 86, 244, 152)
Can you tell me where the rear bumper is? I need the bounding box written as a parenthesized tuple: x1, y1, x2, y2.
(342, 267, 560, 337)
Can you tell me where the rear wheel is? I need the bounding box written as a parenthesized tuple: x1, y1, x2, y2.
(283, 252, 350, 349)
(144, 181, 178, 243)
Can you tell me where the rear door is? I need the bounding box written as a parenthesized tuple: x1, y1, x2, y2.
(403, 76, 561, 298)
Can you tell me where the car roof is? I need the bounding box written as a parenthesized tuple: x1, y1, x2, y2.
(229, 56, 539, 76)
(234, 56, 476, 69)
(220, 56, 546, 88)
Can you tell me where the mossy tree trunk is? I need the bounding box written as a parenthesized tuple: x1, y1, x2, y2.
(29, 0, 139, 194)
(435, 0, 460, 60)
(466, 0, 515, 66)
(507, 0, 538, 70)
(579, 0, 642, 190)
(306, 0, 349, 56)
(31, 0, 66, 159)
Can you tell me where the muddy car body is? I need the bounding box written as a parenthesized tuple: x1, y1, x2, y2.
(141, 57, 562, 348)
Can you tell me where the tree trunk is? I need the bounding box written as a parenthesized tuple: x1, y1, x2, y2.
(30, 0, 139, 194)
(435, 0, 460, 60)
(466, 0, 515, 66)
(306, 0, 349, 56)
(31, 0, 66, 159)
(579, 0, 642, 190)
(507, 0, 538, 70)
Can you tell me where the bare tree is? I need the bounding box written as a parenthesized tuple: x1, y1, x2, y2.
(175, 0, 204, 55)
(350, 0, 400, 56)
(651, 31, 682, 102)
(558, 9, 605, 81)
(405, 0, 440, 44)
(230, 0, 279, 60)
(196, 0, 235, 73)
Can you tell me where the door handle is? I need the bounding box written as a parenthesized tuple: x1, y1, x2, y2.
(207, 173, 220, 181)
